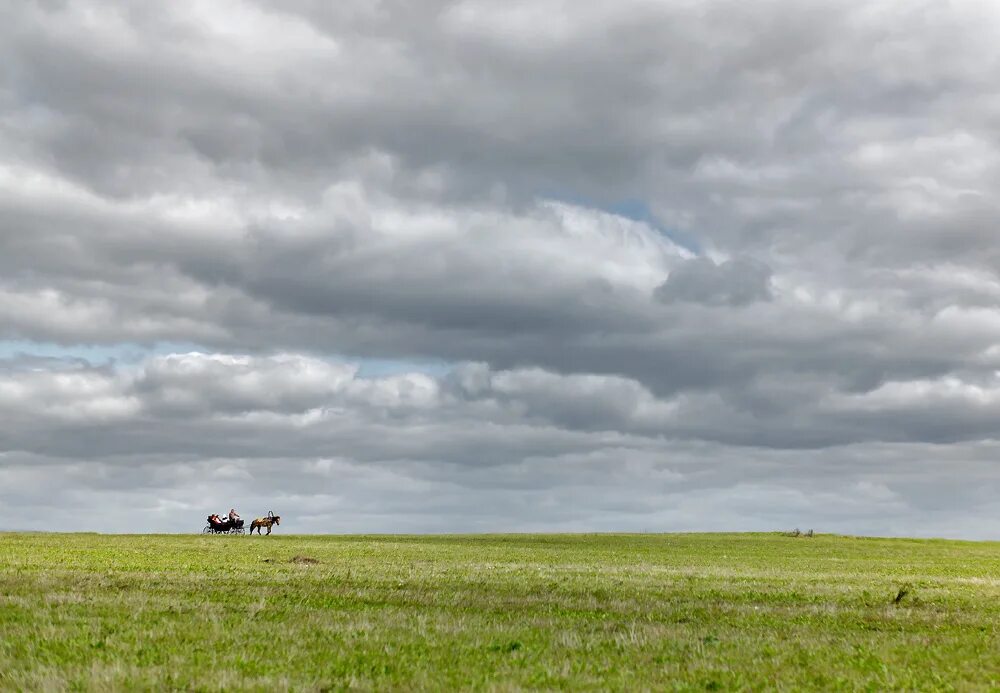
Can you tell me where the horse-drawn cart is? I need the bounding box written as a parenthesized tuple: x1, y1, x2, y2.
(202, 516, 245, 535)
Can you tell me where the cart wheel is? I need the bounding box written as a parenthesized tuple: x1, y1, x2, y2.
(202, 526, 212, 534)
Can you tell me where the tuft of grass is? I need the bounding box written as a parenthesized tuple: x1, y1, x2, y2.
(490, 640, 523, 653)
(1, 532, 999, 690)
(893, 583, 911, 604)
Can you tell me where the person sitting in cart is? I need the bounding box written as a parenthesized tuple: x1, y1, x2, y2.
(228, 508, 240, 523)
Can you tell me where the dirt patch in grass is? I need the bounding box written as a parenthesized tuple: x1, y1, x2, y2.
(290, 555, 320, 565)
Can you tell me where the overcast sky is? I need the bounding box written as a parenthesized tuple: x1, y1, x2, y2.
(3, 1, 1000, 537)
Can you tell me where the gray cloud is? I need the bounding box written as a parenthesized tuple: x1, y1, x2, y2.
(3, 353, 1000, 537)
(2, 0, 1000, 535)
(655, 257, 772, 307)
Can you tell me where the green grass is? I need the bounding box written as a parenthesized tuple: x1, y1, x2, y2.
(1, 533, 999, 691)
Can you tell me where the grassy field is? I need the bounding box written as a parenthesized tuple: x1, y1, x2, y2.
(1, 533, 999, 691)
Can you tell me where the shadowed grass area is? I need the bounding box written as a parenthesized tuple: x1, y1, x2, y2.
(1, 532, 998, 690)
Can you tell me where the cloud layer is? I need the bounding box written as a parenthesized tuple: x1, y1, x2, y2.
(3, 1, 1000, 536)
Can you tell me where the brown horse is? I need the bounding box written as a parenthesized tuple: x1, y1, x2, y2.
(249, 511, 281, 535)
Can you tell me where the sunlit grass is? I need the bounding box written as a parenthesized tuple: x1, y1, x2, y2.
(1, 533, 998, 690)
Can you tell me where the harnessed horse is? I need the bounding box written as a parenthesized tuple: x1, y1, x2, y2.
(249, 510, 281, 535)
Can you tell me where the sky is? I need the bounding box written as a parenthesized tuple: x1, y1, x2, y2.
(3, 1, 1000, 537)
